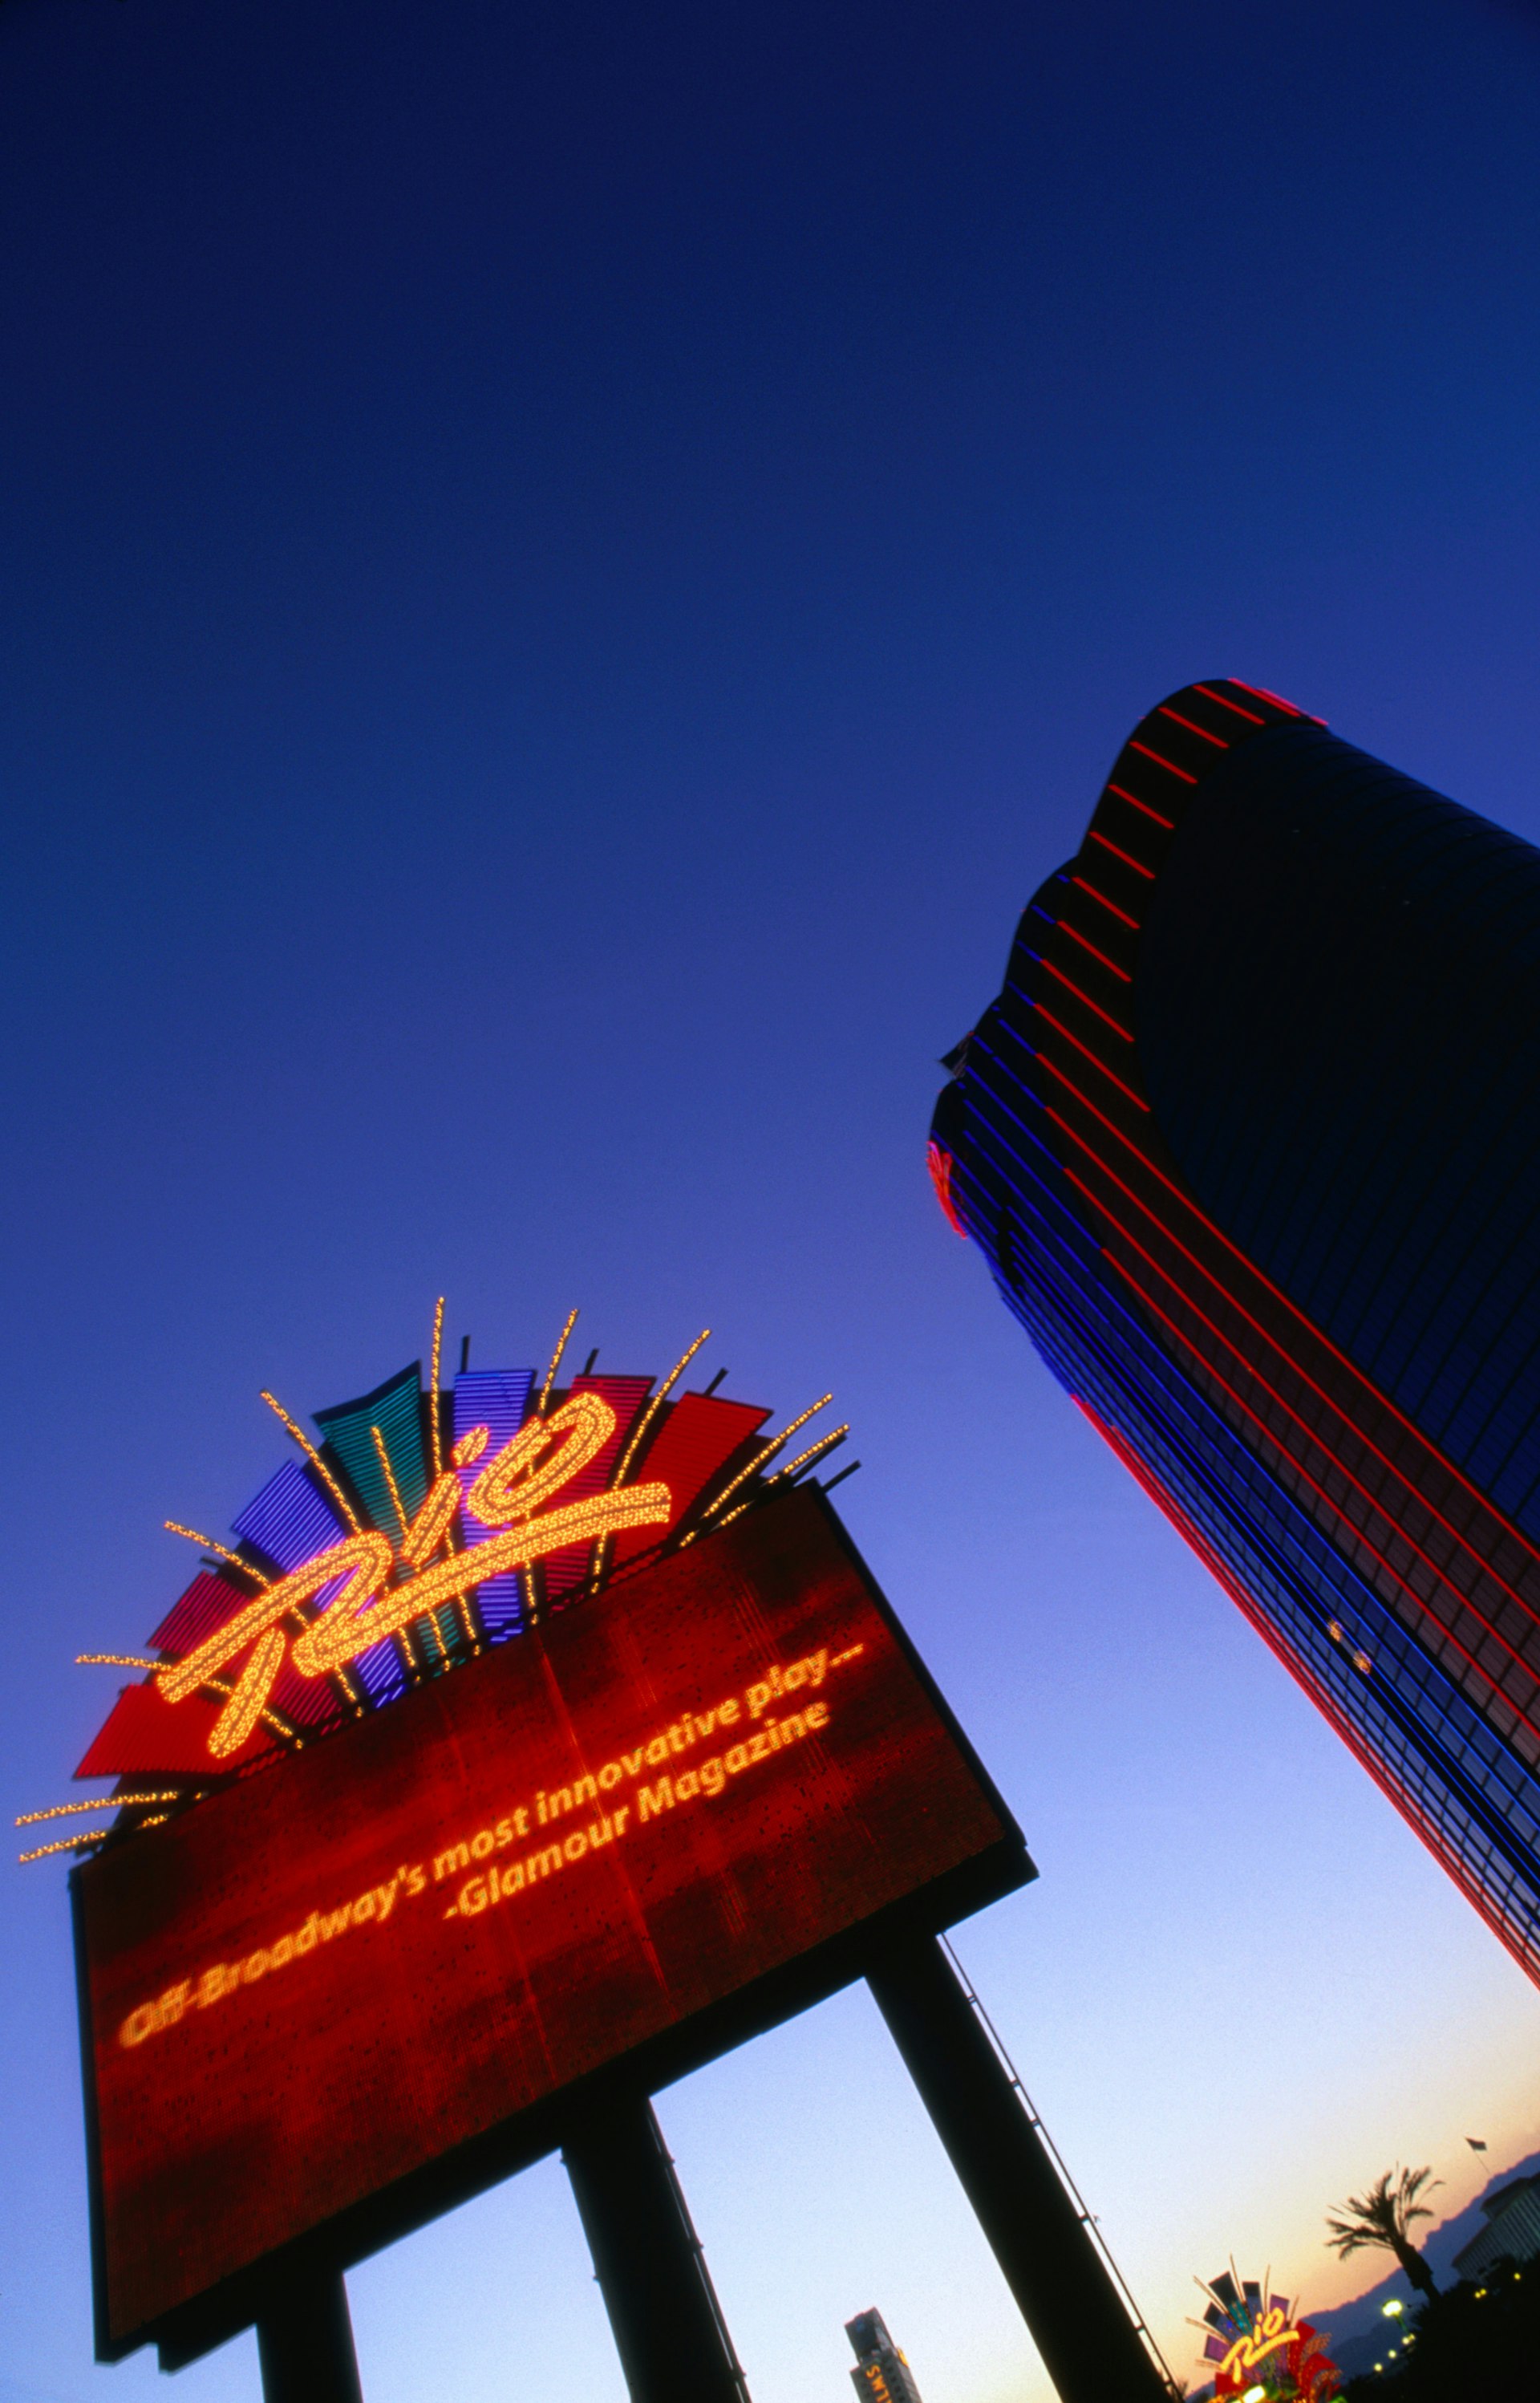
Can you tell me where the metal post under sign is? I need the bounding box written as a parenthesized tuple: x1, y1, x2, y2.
(866, 1933, 1171, 2403)
(563, 2090, 751, 2403)
(255, 2271, 364, 2403)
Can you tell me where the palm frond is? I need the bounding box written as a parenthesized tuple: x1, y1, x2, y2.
(1325, 2165, 1441, 2255)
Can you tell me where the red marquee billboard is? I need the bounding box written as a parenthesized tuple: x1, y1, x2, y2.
(75, 1484, 1026, 2360)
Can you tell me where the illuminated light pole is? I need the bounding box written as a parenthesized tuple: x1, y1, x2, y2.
(1381, 2295, 1412, 2360)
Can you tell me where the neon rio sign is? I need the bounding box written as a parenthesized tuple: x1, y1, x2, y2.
(1193, 2263, 1339, 2402)
(19, 1309, 849, 1855)
(1216, 2306, 1298, 2381)
(160, 1393, 672, 1759)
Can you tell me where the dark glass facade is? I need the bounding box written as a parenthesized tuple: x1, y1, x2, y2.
(930, 678, 1540, 1987)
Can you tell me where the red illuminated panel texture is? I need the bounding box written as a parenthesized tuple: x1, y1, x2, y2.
(610, 1391, 768, 1565)
(78, 1488, 1015, 2347)
(144, 1572, 343, 1743)
(75, 1682, 275, 1780)
(542, 1373, 654, 1601)
(149, 1572, 250, 1659)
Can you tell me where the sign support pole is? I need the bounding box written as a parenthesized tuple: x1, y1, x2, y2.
(255, 2271, 364, 2403)
(563, 2092, 750, 2403)
(866, 1933, 1169, 2403)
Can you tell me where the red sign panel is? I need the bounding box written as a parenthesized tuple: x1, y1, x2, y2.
(76, 1488, 1021, 2352)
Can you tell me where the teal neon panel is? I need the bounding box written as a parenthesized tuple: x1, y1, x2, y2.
(314, 1362, 430, 1536)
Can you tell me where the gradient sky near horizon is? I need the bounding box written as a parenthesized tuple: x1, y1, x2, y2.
(3, 2, 1540, 2400)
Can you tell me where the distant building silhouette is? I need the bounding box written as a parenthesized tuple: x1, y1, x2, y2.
(1454, 2174, 1540, 2282)
(845, 2308, 923, 2403)
(931, 678, 1540, 1985)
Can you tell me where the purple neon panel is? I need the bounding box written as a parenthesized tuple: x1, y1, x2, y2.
(453, 1369, 535, 1637)
(233, 1460, 345, 1572)
(231, 1457, 397, 1713)
(348, 1638, 408, 1706)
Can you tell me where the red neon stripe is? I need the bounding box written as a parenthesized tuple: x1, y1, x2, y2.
(926, 1140, 968, 1238)
(1157, 706, 1227, 750)
(1088, 829, 1156, 880)
(1031, 1005, 1151, 1111)
(1230, 678, 1302, 717)
(1100, 1243, 1540, 1711)
(1059, 919, 1132, 983)
(1037, 1057, 1540, 1588)
(1052, 1078, 1540, 1626)
(1127, 738, 1198, 785)
(1096, 1214, 1540, 1646)
(1193, 683, 1265, 726)
(1076, 1400, 1533, 1975)
(1070, 875, 1141, 930)
(1106, 781, 1175, 829)
(1040, 956, 1134, 1041)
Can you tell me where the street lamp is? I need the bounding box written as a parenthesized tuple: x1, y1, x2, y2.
(1380, 2295, 1412, 2359)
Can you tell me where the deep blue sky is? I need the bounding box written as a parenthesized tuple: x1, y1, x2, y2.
(5, 5, 1540, 2401)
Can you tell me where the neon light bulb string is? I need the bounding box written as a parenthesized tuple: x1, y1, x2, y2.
(17, 1794, 188, 1826)
(370, 1426, 411, 1541)
(428, 1295, 445, 1479)
(687, 1394, 833, 1539)
(163, 1522, 269, 1586)
(259, 1391, 362, 1532)
(538, 1308, 579, 1415)
(611, 1328, 710, 1488)
(67, 1321, 849, 1791)
(589, 1327, 711, 1589)
(18, 1829, 113, 1865)
(156, 1394, 673, 1757)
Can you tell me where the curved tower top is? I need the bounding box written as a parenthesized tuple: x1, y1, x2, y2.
(931, 678, 1540, 1987)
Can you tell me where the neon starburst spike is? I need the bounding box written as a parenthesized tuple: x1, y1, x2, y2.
(1190, 2263, 1339, 2401)
(19, 1303, 851, 1865)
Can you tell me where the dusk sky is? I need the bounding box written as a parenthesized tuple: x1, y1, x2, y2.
(4, 4, 1540, 2401)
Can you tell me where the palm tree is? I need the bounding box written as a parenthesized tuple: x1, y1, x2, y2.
(1325, 2165, 1441, 2299)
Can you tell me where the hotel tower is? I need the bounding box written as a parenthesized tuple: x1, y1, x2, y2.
(930, 679, 1540, 1985)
